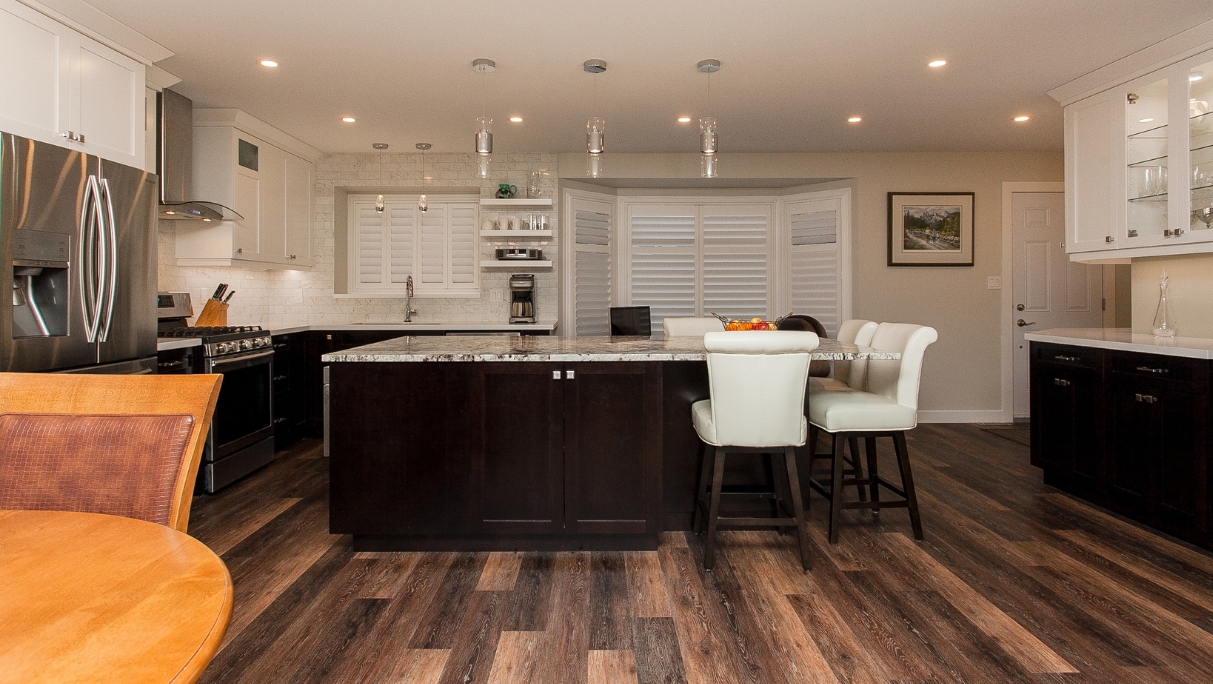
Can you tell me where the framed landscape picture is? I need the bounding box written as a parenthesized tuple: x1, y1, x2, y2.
(887, 192, 974, 267)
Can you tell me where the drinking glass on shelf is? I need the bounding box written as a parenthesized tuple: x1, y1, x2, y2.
(1155, 166, 1168, 195)
(1141, 167, 1156, 198)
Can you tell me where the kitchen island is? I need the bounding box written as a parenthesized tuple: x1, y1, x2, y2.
(323, 335, 899, 551)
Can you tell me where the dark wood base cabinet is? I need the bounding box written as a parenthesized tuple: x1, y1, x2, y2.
(328, 361, 663, 550)
(1031, 342, 1211, 549)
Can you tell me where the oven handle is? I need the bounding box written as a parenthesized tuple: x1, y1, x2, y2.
(207, 349, 275, 373)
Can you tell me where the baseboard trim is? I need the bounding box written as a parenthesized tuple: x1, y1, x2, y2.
(918, 410, 1007, 424)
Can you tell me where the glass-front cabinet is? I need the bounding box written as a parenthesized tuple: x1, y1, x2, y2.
(1125, 76, 1169, 242)
(1190, 59, 1213, 235)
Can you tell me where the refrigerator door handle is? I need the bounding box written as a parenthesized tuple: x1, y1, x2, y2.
(98, 178, 118, 342)
(77, 174, 104, 343)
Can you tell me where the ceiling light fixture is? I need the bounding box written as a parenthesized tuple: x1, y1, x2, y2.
(928, 59, 947, 68)
(698, 59, 720, 178)
(372, 142, 388, 212)
(509, 116, 523, 123)
(416, 143, 431, 212)
(341, 116, 356, 123)
(1140, 118, 1155, 123)
(1191, 72, 1204, 82)
(472, 58, 495, 179)
(584, 59, 607, 177)
(848, 116, 862, 123)
(259, 60, 279, 68)
(677, 116, 692, 123)
(1013, 115, 1030, 122)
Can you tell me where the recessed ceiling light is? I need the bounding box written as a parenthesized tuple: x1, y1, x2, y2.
(1191, 72, 1204, 82)
(928, 59, 947, 68)
(341, 116, 356, 123)
(847, 116, 862, 123)
(1139, 118, 1154, 123)
(677, 116, 692, 123)
(509, 116, 524, 123)
(259, 59, 279, 68)
(1014, 115, 1030, 122)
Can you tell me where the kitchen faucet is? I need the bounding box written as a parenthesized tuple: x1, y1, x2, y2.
(404, 275, 418, 322)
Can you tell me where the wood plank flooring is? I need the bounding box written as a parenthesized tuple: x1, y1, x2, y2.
(188, 425, 1213, 683)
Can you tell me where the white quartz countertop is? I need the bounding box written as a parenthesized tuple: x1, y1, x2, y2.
(1025, 328, 1213, 360)
(322, 335, 899, 363)
(156, 338, 201, 352)
(266, 322, 558, 336)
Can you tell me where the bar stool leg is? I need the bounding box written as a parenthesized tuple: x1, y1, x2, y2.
(865, 436, 881, 514)
(783, 446, 811, 571)
(771, 451, 792, 535)
(848, 437, 868, 502)
(828, 432, 846, 544)
(893, 432, 924, 540)
(693, 444, 715, 534)
(703, 447, 728, 570)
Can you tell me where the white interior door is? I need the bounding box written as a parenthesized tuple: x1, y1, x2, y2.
(1012, 192, 1103, 418)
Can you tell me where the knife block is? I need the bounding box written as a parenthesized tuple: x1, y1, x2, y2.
(194, 299, 228, 327)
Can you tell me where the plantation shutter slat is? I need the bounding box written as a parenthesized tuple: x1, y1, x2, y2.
(575, 209, 610, 246)
(571, 199, 613, 335)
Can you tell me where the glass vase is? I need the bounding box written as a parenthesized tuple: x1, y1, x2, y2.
(1152, 269, 1177, 337)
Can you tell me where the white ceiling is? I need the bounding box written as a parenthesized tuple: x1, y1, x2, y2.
(84, 0, 1213, 155)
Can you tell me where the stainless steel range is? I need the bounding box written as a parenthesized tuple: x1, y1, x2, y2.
(158, 294, 275, 493)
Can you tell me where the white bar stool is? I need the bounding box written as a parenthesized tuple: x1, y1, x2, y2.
(807, 319, 878, 503)
(662, 317, 725, 337)
(691, 330, 819, 571)
(807, 323, 938, 544)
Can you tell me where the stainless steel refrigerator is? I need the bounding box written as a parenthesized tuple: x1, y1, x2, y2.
(1, 132, 157, 374)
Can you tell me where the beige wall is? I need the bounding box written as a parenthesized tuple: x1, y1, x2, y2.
(558, 151, 1063, 419)
(1131, 253, 1213, 338)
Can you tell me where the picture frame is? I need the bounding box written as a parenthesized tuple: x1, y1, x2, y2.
(887, 192, 975, 267)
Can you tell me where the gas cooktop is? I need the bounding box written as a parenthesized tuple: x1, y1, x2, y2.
(158, 326, 272, 357)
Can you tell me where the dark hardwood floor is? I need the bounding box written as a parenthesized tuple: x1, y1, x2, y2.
(188, 424, 1213, 683)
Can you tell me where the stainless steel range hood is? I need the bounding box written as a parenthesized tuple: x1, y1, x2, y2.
(157, 89, 242, 221)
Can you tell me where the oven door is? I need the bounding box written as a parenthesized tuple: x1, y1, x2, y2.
(204, 349, 274, 462)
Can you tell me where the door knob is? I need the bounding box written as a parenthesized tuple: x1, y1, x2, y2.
(1017, 319, 1036, 327)
(1016, 304, 1025, 311)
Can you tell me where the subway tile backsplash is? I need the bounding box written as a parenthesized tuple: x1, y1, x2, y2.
(157, 153, 559, 328)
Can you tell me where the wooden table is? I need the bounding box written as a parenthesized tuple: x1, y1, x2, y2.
(0, 510, 233, 684)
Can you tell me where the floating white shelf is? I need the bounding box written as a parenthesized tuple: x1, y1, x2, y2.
(480, 230, 552, 238)
(480, 260, 552, 269)
(479, 198, 553, 208)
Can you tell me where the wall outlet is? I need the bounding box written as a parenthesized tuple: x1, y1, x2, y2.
(987, 276, 1002, 290)
(294, 289, 304, 303)
(490, 289, 504, 301)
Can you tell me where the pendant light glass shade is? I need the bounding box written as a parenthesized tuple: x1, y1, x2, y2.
(475, 116, 493, 155)
(587, 152, 605, 178)
(587, 117, 606, 155)
(701, 153, 718, 178)
(477, 155, 491, 179)
(699, 117, 718, 154)
(418, 194, 428, 212)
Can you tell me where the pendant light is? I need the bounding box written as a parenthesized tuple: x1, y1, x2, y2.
(372, 142, 389, 212)
(697, 59, 720, 178)
(472, 58, 495, 179)
(583, 59, 607, 176)
(416, 142, 430, 212)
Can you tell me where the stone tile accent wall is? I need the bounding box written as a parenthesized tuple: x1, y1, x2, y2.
(157, 153, 559, 328)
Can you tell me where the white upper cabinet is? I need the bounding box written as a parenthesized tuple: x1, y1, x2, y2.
(0, 0, 144, 169)
(174, 110, 316, 269)
(1064, 44, 1213, 261)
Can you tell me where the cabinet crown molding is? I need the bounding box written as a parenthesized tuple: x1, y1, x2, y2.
(194, 109, 323, 163)
(15, 0, 172, 64)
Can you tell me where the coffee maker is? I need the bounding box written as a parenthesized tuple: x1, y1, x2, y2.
(509, 273, 536, 323)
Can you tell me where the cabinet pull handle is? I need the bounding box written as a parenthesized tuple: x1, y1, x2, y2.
(1135, 393, 1158, 404)
(1105, 235, 1114, 243)
(274, 416, 287, 425)
(1054, 378, 1071, 387)
(552, 370, 562, 380)
(1054, 355, 1080, 362)
(1127, 229, 1138, 238)
(273, 374, 288, 381)
(1136, 366, 1168, 374)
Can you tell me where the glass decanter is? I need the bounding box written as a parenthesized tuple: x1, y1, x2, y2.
(1152, 269, 1177, 337)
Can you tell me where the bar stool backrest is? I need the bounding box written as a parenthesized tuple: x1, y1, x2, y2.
(834, 319, 878, 389)
(703, 331, 819, 447)
(864, 323, 938, 410)
(662, 317, 725, 337)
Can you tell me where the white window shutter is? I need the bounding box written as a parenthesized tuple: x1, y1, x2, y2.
(788, 201, 841, 336)
(418, 205, 446, 285)
(448, 204, 477, 286)
(628, 207, 697, 334)
(701, 210, 769, 319)
(570, 200, 613, 335)
(388, 205, 414, 284)
(356, 202, 385, 285)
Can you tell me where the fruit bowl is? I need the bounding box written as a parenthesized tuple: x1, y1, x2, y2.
(710, 312, 790, 331)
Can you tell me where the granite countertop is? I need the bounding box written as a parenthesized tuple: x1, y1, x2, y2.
(322, 335, 900, 363)
(266, 322, 559, 335)
(1025, 328, 1213, 360)
(156, 338, 201, 352)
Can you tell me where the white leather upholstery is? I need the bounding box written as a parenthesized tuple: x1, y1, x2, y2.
(832, 319, 878, 389)
(809, 377, 850, 392)
(809, 323, 938, 433)
(694, 331, 819, 447)
(663, 317, 725, 337)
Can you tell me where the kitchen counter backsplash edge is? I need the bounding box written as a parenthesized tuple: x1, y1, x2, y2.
(1024, 328, 1213, 360)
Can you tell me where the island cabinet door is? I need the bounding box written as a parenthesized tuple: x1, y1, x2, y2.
(562, 362, 663, 535)
(473, 363, 566, 535)
(1030, 354, 1103, 485)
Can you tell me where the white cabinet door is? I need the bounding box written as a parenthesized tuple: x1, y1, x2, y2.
(232, 170, 260, 258)
(71, 37, 143, 168)
(1066, 91, 1121, 253)
(0, 0, 70, 143)
(257, 144, 287, 260)
(285, 153, 313, 266)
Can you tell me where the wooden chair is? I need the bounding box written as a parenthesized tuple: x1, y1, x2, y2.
(0, 373, 222, 533)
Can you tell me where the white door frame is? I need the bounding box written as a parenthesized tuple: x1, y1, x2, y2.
(1000, 181, 1065, 423)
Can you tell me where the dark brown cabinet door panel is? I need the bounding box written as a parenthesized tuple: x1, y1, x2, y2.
(1031, 356, 1102, 483)
(563, 363, 662, 535)
(475, 363, 565, 534)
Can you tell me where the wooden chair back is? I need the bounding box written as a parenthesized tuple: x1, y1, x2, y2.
(0, 373, 222, 533)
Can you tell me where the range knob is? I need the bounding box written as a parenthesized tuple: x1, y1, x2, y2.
(241, 339, 253, 350)
(216, 342, 230, 354)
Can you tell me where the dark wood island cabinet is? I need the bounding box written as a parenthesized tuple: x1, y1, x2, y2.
(1029, 331, 1213, 549)
(323, 335, 896, 551)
